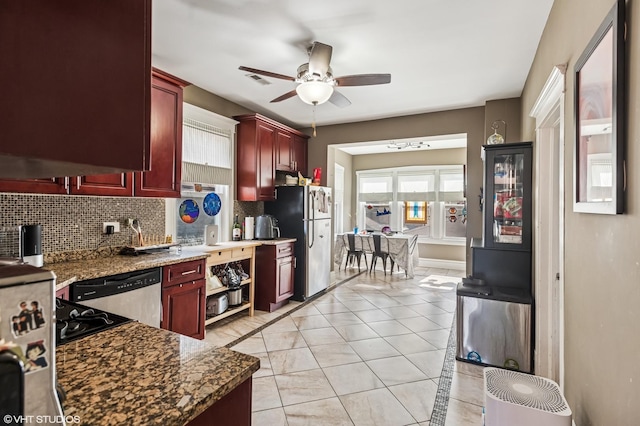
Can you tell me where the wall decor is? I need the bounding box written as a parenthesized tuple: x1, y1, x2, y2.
(573, 0, 625, 214)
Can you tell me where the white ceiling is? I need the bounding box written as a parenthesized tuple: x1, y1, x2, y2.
(336, 134, 468, 155)
(152, 0, 554, 129)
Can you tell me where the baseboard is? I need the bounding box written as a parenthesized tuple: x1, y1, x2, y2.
(419, 258, 466, 271)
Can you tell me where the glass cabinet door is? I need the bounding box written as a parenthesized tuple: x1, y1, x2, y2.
(483, 143, 532, 250)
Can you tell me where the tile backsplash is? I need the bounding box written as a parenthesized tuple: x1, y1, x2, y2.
(0, 194, 165, 259)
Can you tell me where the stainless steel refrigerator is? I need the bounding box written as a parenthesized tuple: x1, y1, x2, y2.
(265, 185, 331, 301)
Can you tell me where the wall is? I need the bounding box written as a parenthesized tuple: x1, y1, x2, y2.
(519, 0, 640, 423)
(0, 194, 165, 261)
(306, 107, 486, 269)
(330, 148, 354, 232)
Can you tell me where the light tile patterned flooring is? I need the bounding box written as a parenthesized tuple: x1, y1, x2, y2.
(206, 264, 485, 426)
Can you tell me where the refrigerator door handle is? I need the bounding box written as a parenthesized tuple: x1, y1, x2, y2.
(309, 188, 316, 248)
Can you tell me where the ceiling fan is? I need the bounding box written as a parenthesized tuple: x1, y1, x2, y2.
(239, 41, 391, 108)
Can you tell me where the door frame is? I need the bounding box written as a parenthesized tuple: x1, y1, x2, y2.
(529, 64, 566, 387)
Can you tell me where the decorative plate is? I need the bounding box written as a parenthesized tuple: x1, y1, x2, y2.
(203, 192, 222, 216)
(179, 199, 200, 223)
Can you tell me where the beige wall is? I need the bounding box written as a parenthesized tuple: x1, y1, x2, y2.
(520, 0, 639, 423)
(330, 148, 355, 232)
(418, 244, 465, 261)
(305, 107, 485, 268)
(352, 147, 466, 171)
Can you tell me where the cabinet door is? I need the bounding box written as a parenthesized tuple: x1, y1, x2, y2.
(0, 0, 151, 179)
(275, 131, 293, 172)
(135, 74, 183, 198)
(292, 135, 308, 176)
(0, 178, 67, 194)
(483, 143, 532, 250)
(276, 256, 295, 301)
(256, 123, 276, 201)
(161, 279, 205, 340)
(70, 173, 133, 196)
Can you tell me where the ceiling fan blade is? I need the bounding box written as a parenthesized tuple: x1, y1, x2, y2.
(328, 90, 351, 108)
(308, 42, 332, 78)
(335, 74, 391, 86)
(270, 89, 298, 103)
(238, 66, 295, 81)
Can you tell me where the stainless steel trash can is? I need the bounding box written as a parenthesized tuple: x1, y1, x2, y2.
(456, 284, 533, 373)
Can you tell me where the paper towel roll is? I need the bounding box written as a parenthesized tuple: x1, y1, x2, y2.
(243, 216, 254, 240)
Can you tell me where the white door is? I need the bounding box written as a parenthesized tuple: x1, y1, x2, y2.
(530, 65, 565, 387)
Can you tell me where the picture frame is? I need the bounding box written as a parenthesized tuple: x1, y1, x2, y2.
(573, 0, 625, 214)
(405, 201, 427, 224)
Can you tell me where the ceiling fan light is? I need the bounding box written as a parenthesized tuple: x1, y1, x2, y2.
(296, 81, 334, 105)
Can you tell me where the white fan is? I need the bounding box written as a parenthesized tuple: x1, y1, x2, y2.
(484, 368, 572, 426)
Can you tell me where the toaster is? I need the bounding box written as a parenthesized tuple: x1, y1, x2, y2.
(207, 294, 228, 316)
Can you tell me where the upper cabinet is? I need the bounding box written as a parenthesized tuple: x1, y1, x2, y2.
(0, 0, 152, 179)
(235, 114, 309, 201)
(134, 71, 187, 198)
(0, 70, 187, 198)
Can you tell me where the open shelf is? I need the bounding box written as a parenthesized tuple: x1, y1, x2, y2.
(205, 301, 251, 325)
(206, 279, 251, 297)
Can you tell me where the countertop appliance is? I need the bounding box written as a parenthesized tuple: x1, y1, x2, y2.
(21, 224, 43, 268)
(0, 263, 64, 424)
(55, 298, 132, 346)
(265, 185, 332, 301)
(71, 267, 162, 328)
(255, 215, 280, 240)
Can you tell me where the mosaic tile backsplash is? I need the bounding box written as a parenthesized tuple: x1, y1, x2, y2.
(0, 194, 165, 260)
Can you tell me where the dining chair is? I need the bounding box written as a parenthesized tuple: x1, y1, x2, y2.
(342, 233, 368, 272)
(369, 233, 395, 275)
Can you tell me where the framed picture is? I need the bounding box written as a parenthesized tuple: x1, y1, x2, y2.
(573, 0, 625, 214)
(405, 201, 427, 224)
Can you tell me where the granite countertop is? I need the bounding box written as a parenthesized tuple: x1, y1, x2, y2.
(56, 322, 259, 426)
(254, 238, 296, 245)
(47, 250, 211, 291)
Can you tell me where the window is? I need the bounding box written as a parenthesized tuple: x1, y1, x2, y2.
(166, 103, 237, 245)
(357, 166, 466, 243)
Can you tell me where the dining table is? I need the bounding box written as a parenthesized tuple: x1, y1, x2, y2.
(334, 232, 419, 278)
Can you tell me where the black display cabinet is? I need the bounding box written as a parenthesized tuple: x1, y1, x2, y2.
(457, 142, 534, 373)
(482, 142, 533, 251)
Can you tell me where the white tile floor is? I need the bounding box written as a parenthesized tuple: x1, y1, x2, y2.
(206, 264, 486, 426)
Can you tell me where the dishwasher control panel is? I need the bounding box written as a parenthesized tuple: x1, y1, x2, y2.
(72, 267, 162, 302)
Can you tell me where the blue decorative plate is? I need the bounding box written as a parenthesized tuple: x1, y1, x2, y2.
(203, 193, 222, 216)
(179, 199, 200, 224)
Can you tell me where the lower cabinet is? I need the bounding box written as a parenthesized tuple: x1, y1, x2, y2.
(255, 242, 295, 312)
(161, 259, 206, 340)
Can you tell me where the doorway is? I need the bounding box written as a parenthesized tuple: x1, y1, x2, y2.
(530, 65, 566, 387)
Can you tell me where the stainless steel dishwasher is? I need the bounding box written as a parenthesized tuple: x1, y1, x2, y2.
(70, 267, 162, 327)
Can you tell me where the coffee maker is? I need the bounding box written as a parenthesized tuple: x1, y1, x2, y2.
(0, 263, 64, 425)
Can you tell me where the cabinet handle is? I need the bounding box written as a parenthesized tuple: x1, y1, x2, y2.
(76, 176, 81, 190)
(294, 257, 297, 268)
(181, 269, 198, 276)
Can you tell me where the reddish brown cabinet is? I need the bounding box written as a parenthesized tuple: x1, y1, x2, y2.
(135, 71, 187, 198)
(0, 69, 186, 198)
(292, 134, 308, 176)
(161, 259, 206, 340)
(255, 241, 295, 312)
(71, 174, 133, 196)
(0, 0, 152, 180)
(0, 178, 67, 195)
(275, 131, 293, 172)
(235, 114, 309, 201)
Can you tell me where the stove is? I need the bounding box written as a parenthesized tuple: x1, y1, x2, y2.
(55, 298, 132, 346)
